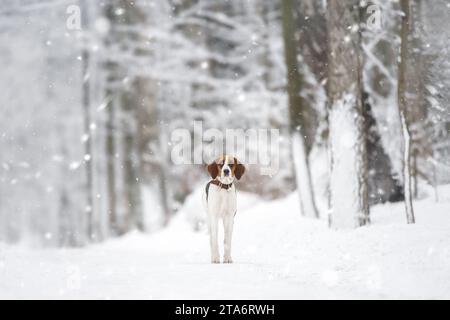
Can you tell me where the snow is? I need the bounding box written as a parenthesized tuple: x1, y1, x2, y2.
(1, 185, 450, 299)
(329, 93, 364, 228)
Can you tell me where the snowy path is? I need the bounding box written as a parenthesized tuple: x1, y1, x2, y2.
(1, 189, 450, 299)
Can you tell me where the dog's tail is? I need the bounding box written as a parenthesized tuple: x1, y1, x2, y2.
(201, 181, 211, 212)
(205, 181, 212, 203)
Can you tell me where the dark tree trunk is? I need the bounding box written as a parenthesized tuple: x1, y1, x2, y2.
(105, 91, 119, 235)
(121, 80, 144, 231)
(363, 91, 404, 205)
(281, 0, 319, 218)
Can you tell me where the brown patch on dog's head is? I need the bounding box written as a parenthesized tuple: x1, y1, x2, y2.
(232, 157, 246, 180)
(207, 161, 219, 179)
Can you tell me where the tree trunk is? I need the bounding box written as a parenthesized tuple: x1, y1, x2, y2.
(104, 1, 119, 236)
(398, 0, 416, 224)
(407, 0, 428, 200)
(281, 0, 319, 218)
(363, 91, 403, 205)
(105, 91, 119, 235)
(121, 80, 144, 231)
(412, 149, 418, 198)
(327, 0, 369, 228)
(81, 0, 95, 242)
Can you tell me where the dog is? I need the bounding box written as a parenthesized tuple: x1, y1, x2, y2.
(203, 155, 245, 264)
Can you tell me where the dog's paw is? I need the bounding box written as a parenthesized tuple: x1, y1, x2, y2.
(211, 257, 220, 264)
(223, 257, 233, 264)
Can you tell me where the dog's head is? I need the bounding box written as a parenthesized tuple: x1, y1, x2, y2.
(207, 155, 245, 184)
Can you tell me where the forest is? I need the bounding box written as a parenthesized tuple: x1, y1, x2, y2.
(0, 0, 449, 299)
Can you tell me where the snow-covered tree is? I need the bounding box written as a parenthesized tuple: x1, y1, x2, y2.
(327, 0, 370, 228)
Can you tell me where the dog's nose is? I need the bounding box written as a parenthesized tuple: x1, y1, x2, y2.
(223, 169, 230, 176)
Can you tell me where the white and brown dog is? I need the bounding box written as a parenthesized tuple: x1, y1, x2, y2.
(203, 155, 245, 264)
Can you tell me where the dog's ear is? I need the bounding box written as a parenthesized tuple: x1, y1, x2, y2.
(207, 162, 219, 179)
(234, 158, 245, 180)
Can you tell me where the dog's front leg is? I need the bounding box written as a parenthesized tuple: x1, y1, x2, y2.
(223, 215, 234, 264)
(208, 214, 220, 264)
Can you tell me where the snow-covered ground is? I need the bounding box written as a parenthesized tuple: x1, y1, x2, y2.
(1, 185, 449, 299)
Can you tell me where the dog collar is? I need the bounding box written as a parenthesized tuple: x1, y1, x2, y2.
(210, 179, 233, 190)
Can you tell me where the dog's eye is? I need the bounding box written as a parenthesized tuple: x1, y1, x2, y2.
(229, 164, 234, 168)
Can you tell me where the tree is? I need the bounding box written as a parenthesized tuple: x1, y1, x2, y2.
(118, 0, 145, 232)
(400, 0, 429, 199)
(363, 91, 403, 204)
(80, 0, 96, 241)
(104, 1, 121, 236)
(327, 0, 369, 228)
(397, 0, 416, 224)
(421, 0, 450, 198)
(360, 1, 406, 205)
(281, 0, 319, 218)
